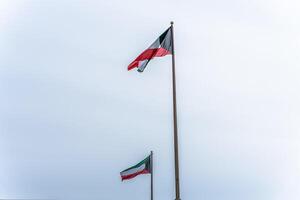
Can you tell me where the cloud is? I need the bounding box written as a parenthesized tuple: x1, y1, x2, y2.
(1, 0, 300, 199)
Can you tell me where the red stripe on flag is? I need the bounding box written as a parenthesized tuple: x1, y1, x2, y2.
(128, 48, 171, 70)
(121, 169, 150, 181)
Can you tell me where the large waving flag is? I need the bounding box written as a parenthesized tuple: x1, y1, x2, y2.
(120, 155, 152, 181)
(128, 27, 173, 72)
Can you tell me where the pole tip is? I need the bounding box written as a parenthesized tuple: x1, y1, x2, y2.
(170, 21, 174, 25)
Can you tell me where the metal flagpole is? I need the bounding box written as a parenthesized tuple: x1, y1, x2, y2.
(150, 151, 153, 200)
(170, 21, 181, 200)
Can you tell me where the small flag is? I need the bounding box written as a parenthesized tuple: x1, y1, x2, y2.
(128, 27, 173, 72)
(120, 155, 152, 181)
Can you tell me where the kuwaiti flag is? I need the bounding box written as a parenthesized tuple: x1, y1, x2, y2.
(128, 27, 173, 72)
(120, 155, 151, 181)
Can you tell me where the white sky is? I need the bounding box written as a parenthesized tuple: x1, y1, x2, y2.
(0, 0, 300, 200)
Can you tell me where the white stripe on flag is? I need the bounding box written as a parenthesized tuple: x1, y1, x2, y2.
(121, 163, 146, 176)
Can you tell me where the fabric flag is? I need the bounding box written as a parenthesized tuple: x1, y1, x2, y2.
(120, 155, 152, 181)
(128, 27, 173, 72)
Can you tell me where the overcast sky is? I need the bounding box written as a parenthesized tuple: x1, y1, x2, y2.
(1, 0, 300, 200)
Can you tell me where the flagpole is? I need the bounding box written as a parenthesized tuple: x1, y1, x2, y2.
(150, 151, 153, 200)
(170, 21, 181, 200)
